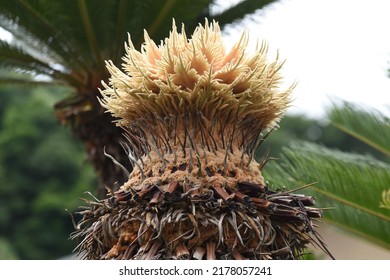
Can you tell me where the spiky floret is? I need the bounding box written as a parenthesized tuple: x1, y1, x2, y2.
(72, 20, 332, 260)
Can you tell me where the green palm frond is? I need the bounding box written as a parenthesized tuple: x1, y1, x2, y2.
(264, 142, 390, 249)
(0, 0, 89, 70)
(211, 0, 275, 26)
(0, 41, 82, 87)
(328, 102, 390, 157)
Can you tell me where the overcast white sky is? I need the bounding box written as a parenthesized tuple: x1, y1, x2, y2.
(220, 0, 390, 118)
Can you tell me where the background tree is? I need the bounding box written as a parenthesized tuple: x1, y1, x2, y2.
(0, 0, 276, 195)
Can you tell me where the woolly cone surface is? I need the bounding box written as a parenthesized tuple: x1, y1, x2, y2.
(72, 20, 332, 260)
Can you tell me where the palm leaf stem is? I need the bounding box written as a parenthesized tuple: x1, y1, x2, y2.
(332, 123, 390, 158)
(328, 104, 390, 157)
(146, 0, 176, 39)
(113, 0, 132, 64)
(77, 0, 105, 74)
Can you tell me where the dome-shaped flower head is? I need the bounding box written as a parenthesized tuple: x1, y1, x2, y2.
(101, 20, 291, 130)
(99, 19, 293, 187)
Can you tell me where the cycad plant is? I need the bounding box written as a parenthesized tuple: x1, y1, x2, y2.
(264, 102, 390, 254)
(0, 0, 274, 192)
(72, 20, 333, 260)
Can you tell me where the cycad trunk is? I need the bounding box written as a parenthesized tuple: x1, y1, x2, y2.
(55, 89, 131, 196)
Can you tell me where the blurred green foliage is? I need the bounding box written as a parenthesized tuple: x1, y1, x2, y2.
(0, 86, 97, 259)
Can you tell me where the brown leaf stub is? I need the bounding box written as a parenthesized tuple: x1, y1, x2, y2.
(71, 180, 332, 260)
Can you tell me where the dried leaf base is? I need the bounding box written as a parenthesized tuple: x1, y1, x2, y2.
(72, 180, 330, 260)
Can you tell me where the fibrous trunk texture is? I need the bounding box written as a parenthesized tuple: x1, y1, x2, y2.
(55, 91, 131, 196)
